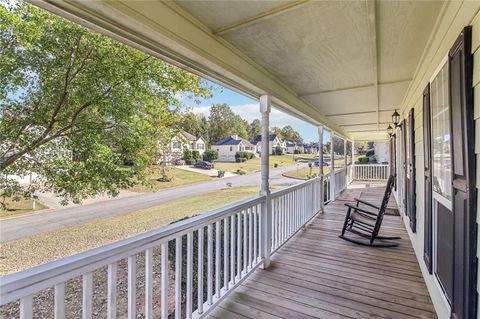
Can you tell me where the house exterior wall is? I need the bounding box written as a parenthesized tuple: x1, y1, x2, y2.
(392, 3, 480, 318)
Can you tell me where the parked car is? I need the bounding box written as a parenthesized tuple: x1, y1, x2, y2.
(194, 161, 214, 170)
(310, 159, 329, 167)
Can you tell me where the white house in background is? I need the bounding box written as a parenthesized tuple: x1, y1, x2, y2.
(252, 134, 286, 155)
(374, 141, 389, 164)
(286, 140, 303, 154)
(170, 131, 206, 159)
(303, 142, 319, 154)
(213, 135, 255, 162)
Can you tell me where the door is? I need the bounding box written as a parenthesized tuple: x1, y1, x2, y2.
(405, 108, 416, 232)
(423, 84, 433, 274)
(449, 26, 475, 319)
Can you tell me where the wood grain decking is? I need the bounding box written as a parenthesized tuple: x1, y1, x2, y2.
(207, 184, 436, 319)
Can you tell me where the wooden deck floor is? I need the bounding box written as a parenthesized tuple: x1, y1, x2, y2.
(208, 184, 436, 319)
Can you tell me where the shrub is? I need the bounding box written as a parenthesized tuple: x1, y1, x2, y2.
(358, 157, 369, 163)
(186, 159, 196, 165)
(192, 150, 201, 161)
(183, 149, 193, 161)
(203, 149, 218, 162)
(236, 169, 247, 175)
(294, 149, 301, 154)
(366, 149, 374, 157)
(273, 146, 284, 155)
(217, 170, 225, 178)
(274, 163, 278, 168)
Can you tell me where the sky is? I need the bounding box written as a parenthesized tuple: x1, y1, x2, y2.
(182, 80, 328, 143)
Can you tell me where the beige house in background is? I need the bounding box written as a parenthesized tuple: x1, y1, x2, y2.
(170, 131, 206, 160)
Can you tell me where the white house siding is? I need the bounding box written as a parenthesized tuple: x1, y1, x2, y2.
(393, 3, 480, 318)
(215, 145, 237, 162)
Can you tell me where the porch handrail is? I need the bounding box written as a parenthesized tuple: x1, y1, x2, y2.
(0, 177, 323, 319)
(353, 164, 389, 181)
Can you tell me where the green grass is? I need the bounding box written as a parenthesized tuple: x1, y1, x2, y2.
(0, 198, 48, 219)
(283, 166, 333, 180)
(214, 155, 296, 174)
(129, 167, 213, 192)
(0, 186, 269, 275)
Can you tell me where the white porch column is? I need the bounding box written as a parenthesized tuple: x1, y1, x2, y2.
(330, 132, 335, 201)
(351, 140, 355, 180)
(344, 138, 347, 188)
(318, 126, 324, 212)
(259, 95, 271, 269)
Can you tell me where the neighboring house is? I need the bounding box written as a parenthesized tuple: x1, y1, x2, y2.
(286, 141, 299, 154)
(252, 134, 286, 155)
(374, 141, 389, 164)
(170, 131, 206, 160)
(212, 135, 256, 162)
(303, 142, 319, 154)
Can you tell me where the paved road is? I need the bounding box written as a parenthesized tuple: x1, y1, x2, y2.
(0, 164, 307, 243)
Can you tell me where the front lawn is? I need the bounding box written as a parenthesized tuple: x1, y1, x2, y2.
(214, 155, 296, 174)
(0, 186, 270, 275)
(0, 197, 48, 219)
(283, 166, 332, 180)
(129, 167, 213, 192)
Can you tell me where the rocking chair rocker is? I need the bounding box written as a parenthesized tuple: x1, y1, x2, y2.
(339, 175, 400, 247)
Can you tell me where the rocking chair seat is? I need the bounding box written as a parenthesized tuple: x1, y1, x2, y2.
(339, 175, 399, 247)
(350, 211, 376, 226)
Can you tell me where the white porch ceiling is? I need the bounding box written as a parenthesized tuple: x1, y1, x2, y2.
(177, 0, 442, 138)
(31, 0, 444, 140)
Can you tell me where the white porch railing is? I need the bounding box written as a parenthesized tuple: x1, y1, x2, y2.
(0, 177, 325, 319)
(353, 164, 389, 181)
(334, 167, 347, 197)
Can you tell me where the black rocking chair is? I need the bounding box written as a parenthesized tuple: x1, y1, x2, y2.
(339, 175, 400, 247)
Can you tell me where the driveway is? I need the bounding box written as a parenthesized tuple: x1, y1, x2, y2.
(0, 164, 307, 243)
(174, 165, 236, 178)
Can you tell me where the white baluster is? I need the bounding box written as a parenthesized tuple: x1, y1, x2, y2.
(83, 272, 93, 319)
(20, 295, 33, 319)
(243, 210, 247, 274)
(215, 221, 221, 298)
(161, 243, 169, 319)
(145, 248, 153, 319)
(127, 256, 136, 319)
(175, 238, 182, 319)
(186, 233, 193, 318)
(224, 217, 229, 290)
(207, 224, 213, 305)
(237, 212, 242, 278)
(230, 214, 236, 284)
(54, 283, 65, 319)
(107, 263, 117, 319)
(197, 227, 204, 314)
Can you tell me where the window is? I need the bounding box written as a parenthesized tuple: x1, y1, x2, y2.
(230, 146, 232, 152)
(430, 62, 451, 201)
(172, 141, 181, 149)
(197, 143, 204, 150)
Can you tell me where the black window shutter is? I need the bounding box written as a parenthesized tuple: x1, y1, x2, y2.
(407, 108, 416, 232)
(423, 84, 433, 274)
(449, 26, 476, 319)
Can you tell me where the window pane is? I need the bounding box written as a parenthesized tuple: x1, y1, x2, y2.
(431, 62, 451, 201)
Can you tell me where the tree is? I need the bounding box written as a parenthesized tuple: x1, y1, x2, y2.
(248, 119, 261, 141)
(180, 111, 202, 138)
(271, 126, 283, 138)
(203, 149, 218, 162)
(208, 103, 248, 143)
(281, 125, 303, 144)
(0, 3, 210, 205)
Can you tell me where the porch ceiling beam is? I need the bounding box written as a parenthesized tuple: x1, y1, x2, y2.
(298, 79, 411, 97)
(29, 0, 351, 139)
(326, 109, 395, 118)
(213, 0, 310, 35)
(365, 0, 380, 131)
(340, 122, 390, 127)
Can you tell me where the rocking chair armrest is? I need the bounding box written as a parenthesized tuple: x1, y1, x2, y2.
(354, 198, 380, 210)
(344, 203, 379, 216)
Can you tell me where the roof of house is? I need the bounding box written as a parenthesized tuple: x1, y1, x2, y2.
(180, 130, 198, 141)
(252, 134, 279, 143)
(213, 135, 254, 147)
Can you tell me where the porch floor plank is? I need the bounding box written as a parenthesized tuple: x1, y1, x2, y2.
(215, 183, 437, 319)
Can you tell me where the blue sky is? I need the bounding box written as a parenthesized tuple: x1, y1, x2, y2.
(182, 81, 327, 143)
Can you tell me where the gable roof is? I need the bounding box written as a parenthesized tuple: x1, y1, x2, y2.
(180, 130, 197, 141)
(253, 134, 279, 143)
(213, 135, 254, 147)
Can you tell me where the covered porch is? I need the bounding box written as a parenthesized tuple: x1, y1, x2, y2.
(210, 183, 435, 319)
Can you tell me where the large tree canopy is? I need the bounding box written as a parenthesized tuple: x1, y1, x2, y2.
(0, 3, 210, 204)
(207, 103, 248, 143)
